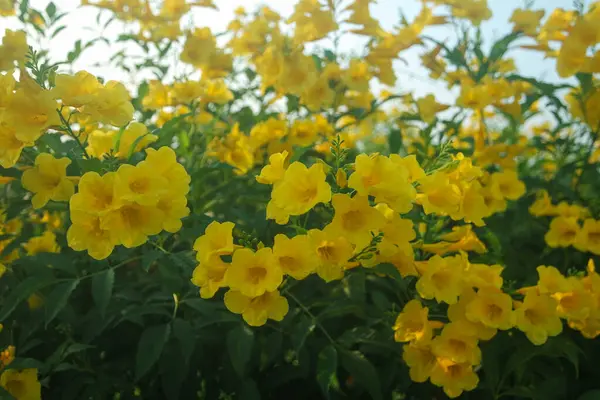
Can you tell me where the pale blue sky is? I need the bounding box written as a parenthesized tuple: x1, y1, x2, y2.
(0, 0, 576, 102)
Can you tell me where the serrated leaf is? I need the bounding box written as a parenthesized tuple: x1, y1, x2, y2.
(316, 345, 338, 399)
(92, 269, 114, 318)
(339, 350, 382, 400)
(135, 324, 171, 380)
(45, 280, 79, 327)
(227, 324, 254, 377)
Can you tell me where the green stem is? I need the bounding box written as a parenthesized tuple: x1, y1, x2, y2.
(286, 291, 336, 345)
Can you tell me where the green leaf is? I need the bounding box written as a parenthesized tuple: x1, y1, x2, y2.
(316, 345, 338, 399)
(4, 358, 44, 370)
(45, 2, 56, 18)
(339, 350, 382, 400)
(45, 280, 79, 327)
(388, 129, 402, 154)
(291, 315, 315, 353)
(239, 379, 261, 400)
(135, 324, 171, 380)
(227, 324, 255, 377)
(92, 269, 114, 318)
(78, 158, 103, 174)
(173, 319, 195, 365)
(142, 249, 163, 272)
(578, 390, 600, 400)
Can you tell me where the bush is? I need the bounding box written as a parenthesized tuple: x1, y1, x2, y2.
(1, 0, 600, 399)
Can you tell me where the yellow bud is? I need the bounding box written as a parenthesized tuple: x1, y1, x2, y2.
(335, 169, 347, 188)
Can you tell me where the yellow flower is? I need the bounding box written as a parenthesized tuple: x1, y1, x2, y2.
(515, 291, 562, 345)
(465, 262, 504, 290)
(272, 234, 317, 280)
(5, 75, 60, 143)
(52, 70, 103, 107)
(27, 293, 44, 310)
(225, 248, 283, 298)
(256, 151, 288, 185)
(537, 265, 570, 294)
(224, 289, 289, 327)
(269, 162, 331, 222)
(23, 231, 60, 255)
(117, 122, 157, 158)
(465, 287, 514, 330)
(431, 322, 481, 365)
(529, 189, 555, 217)
(389, 154, 426, 183)
(0, 30, 28, 70)
(553, 277, 594, 320)
(21, 153, 75, 209)
(327, 194, 384, 249)
(70, 172, 116, 216)
(393, 300, 442, 343)
(402, 341, 437, 383)
(85, 129, 115, 159)
(288, 120, 319, 148)
(510, 8, 545, 36)
(416, 255, 464, 304)
(0, 122, 29, 168)
(0, 368, 41, 400)
(544, 216, 580, 248)
(430, 357, 479, 399)
(448, 288, 497, 341)
(416, 172, 462, 217)
(202, 79, 234, 104)
(142, 147, 190, 195)
(489, 170, 526, 200)
(376, 239, 417, 277)
(142, 80, 172, 109)
(193, 221, 235, 263)
(101, 203, 164, 248)
(309, 228, 355, 282)
(81, 81, 134, 127)
(575, 219, 600, 255)
(416, 94, 449, 124)
(191, 256, 229, 299)
(114, 163, 167, 207)
(170, 80, 203, 104)
(67, 210, 116, 260)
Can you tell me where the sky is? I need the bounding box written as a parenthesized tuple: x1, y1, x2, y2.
(0, 0, 575, 103)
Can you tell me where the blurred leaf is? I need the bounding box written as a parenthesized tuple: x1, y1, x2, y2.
(388, 129, 403, 154)
(45, 280, 79, 327)
(135, 324, 171, 380)
(0, 277, 52, 321)
(45, 2, 56, 18)
(291, 315, 315, 353)
(142, 249, 163, 272)
(227, 324, 254, 377)
(578, 390, 600, 400)
(339, 350, 382, 400)
(92, 269, 114, 318)
(173, 319, 195, 366)
(239, 379, 261, 400)
(316, 345, 339, 399)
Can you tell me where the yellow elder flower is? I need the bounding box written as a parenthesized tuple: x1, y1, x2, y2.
(0, 122, 29, 168)
(529, 189, 555, 217)
(430, 357, 479, 399)
(465, 287, 515, 330)
(0, 0, 15, 16)
(465, 263, 504, 290)
(544, 216, 580, 248)
(225, 247, 283, 297)
(402, 341, 437, 383)
(142, 80, 172, 109)
(256, 151, 288, 185)
(431, 322, 481, 365)
(52, 71, 103, 107)
(23, 231, 60, 255)
(269, 162, 331, 221)
(193, 221, 235, 263)
(272, 234, 317, 280)
(67, 210, 116, 260)
(202, 79, 234, 104)
(86, 129, 115, 159)
(536, 265, 570, 294)
(224, 289, 289, 327)
(510, 8, 544, 36)
(0, 368, 41, 400)
(327, 194, 384, 249)
(0, 30, 28, 71)
(393, 300, 442, 343)
(142, 146, 191, 196)
(114, 163, 167, 207)
(288, 120, 319, 148)
(389, 154, 426, 183)
(515, 291, 562, 345)
(489, 170, 526, 201)
(416, 172, 462, 217)
(21, 153, 75, 209)
(448, 289, 497, 341)
(574, 219, 600, 255)
(117, 122, 158, 158)
(553, 277, 594, 320)
(70, 171, 116, 216)
(101, 203, 164, 248)
(81, 81, 134, 127)
(416, 94, 449, 124)
(376, 239, 417, 277)
(568, 308, 600, 339)
(5, 77, 60, 143)
(416, 255, 464, 304)
(308, 228, 355, 282)
(191, 256, 229, 299)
